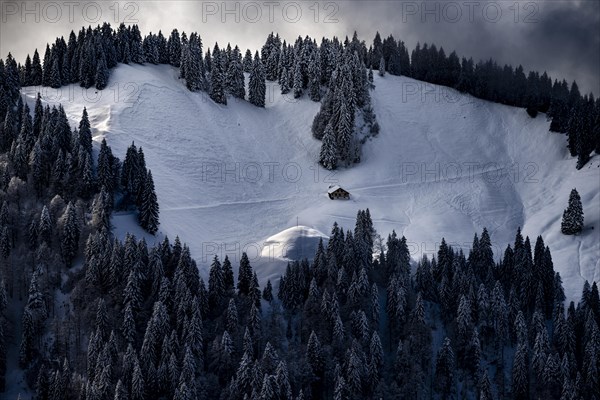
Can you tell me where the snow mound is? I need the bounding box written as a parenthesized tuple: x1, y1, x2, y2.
(260, 225, 329, 261)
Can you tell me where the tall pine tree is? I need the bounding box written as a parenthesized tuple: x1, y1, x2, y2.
(249, 52, 266, 107)
(139, 170, 159, 234)
(561, 188, 584, 235)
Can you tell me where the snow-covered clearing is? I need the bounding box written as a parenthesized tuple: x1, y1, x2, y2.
(21, 63, 599, 302)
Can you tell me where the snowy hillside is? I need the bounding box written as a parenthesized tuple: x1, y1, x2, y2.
(21, 63, 599, 301)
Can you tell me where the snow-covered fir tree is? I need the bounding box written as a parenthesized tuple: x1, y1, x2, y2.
(319, 123, 337, 170)
(378, 56, 385, 77)
(185, 33, 204, 92)
(226, 46, 246, 99)
(242, 49, 253, 73)
(139, 170, 160, 234)
(308, 51, 321, 101)
(209, 44, 227, 105)
(561, 188, 584, 234)
(248, 52, 266, 107)
(293, 60, 303, 99)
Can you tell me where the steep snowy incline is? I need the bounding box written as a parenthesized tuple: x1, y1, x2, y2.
(21, 63, 599, 301)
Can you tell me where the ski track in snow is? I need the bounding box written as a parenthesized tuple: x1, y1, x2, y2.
(162, 196, 307, 211)
(21, 64, 600, 302)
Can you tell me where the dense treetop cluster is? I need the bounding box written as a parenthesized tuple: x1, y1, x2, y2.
(5, 204, 599, 399)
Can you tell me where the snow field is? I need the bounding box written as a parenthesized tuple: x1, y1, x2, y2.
(21, 63, 599, 301)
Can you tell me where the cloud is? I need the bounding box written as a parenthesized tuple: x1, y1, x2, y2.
(1, 0, 598, 93)
(337, 1, 599, 94)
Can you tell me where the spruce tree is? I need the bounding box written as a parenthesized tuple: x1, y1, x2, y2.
(345, 344, 363, 394)
(168, 29, 182, 67)
(157, 31, 169, 64)
(226, 48, 245, 99)
(308, 51, 321, 101)
(237, 253, 253, 296)
(139, 170, 159, 234)
(78, 107, 92, 154)
(114, 380, 128, 400)
(38, 205, 53, 245)
(204, 48, 212, 74)
(1, 101, 17, 152)
(208, 255, 225, 310)
(97, 138, 116, 194)
(19, 272, 47, 367)
(262, 280, 273, 302)
(79, 38, 96, 88)
(243, 49, 253, 73)
(50, 51, 62, 89)
(434, 337, 455, 396)
(319, 123, 337, 170)
(79, 152, 96, 199)
(95, 52, 109, 90)
(388, 46, 402, 76)
(33, 92, 43, 137)
(23, 54, 33, 87)
(456, 295, 473, 342)
(512, 342, 529, 400)
(378, 56, 385, 77)
(561, 188, 584, 235)
(336, 90, 354, 165)
(31, 49, 43, 86)
(224, 301, 238, 339)
(249, 52, 266, 107)
(131, 359, 146, 400)
(306, 331, 323, 376)
(185, 33, 203, 92)
(130, 25, 145, 64)
(222, 255, 234, 293)
(279, 66, 290, 95)
(293, 60, 303, 99)
(209, 45, 227, 105)
(19, 310, 35, 368)
(61, 202, 80, 267)
(20, 103, 34, 154)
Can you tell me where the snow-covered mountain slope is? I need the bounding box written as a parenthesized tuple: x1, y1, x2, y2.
(21, 64, 599, 301)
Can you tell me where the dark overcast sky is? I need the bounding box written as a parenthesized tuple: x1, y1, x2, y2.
(1, 0, 598, 94)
